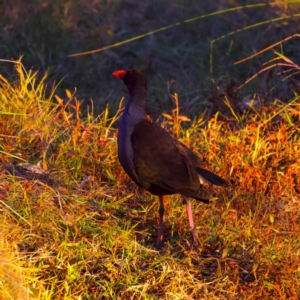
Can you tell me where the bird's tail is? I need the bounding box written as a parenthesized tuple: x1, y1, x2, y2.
(196, 168, 227, 186)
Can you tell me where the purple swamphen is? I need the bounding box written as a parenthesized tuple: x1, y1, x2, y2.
(113, 69, 227, 249)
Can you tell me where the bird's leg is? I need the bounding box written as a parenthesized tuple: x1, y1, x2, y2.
(156, 195, 165, 248)
(183, 196, 199, 251)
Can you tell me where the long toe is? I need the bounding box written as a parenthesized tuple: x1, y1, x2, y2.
(189, 228, 199, 251)
(156, 226, 164, 249)
(156, 239, 164, 249)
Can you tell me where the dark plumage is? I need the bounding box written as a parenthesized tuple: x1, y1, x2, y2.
(113, 69, 227, 249)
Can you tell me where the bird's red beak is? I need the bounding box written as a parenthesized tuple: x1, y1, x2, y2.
(112, 70, 127, 79)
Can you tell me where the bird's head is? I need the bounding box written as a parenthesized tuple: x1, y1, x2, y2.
(113, 69, 147, 94)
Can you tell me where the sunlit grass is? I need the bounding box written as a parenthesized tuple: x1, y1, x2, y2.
(1, 1, 300, 298)
(0, 58, 299, 299)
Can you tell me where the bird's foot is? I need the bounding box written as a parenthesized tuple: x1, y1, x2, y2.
(156, 239, 164, 249)
(156, 226, 164, 249)
(189, 228, 199, 251)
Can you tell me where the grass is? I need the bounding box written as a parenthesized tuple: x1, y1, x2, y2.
(1, 0, 300, 116)
(1, 1, 300, 299)
(0, 57, 299, 299)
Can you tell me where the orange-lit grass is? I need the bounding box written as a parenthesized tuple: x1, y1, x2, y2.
(0, 62, 299, 299)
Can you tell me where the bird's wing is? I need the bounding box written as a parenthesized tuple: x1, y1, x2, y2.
(131, 120, 201, 193)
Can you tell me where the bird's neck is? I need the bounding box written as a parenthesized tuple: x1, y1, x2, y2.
(123, 100, 146, 125)
(129, 87, 145, 106)
(125, 88, 147, 122)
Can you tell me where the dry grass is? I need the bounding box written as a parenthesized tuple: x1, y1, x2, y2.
(1, 1, 300, 299)
(0, 56, 299, 299)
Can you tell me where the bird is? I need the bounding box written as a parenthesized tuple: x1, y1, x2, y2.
(112, 69, 227, 250)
